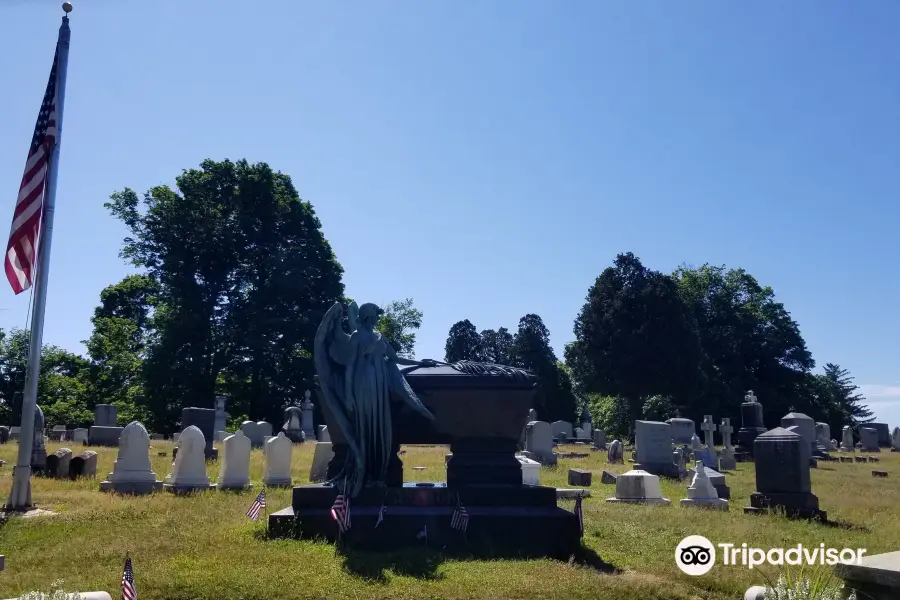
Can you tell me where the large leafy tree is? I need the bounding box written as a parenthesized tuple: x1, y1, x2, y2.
(376, 298, 423, 359)
(673, 264, 815, 424)
(566, 253, 703, 421)
(105, 159, 345, 432)
(510, 314, 577, 423)
(444, 320, 483, 362)
(480, 327, 514, 365)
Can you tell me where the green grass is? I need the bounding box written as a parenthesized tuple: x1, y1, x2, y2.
(0, 441, 896, 600)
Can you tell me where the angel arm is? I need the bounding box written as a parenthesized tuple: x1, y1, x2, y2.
(383, 340, 438, 367)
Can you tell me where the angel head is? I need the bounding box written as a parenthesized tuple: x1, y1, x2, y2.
(357, 303, 383, 329)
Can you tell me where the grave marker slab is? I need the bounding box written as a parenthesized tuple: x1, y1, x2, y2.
(860, 427, 880, 452)
(218, 430, 252, 490)
(634, 420, 682, 478)
(99, 421, 163, 494)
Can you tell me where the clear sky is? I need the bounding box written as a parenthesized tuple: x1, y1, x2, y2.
(1, 1, 898, 426)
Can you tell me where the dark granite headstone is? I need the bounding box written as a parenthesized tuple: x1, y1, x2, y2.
(181, 407, 217, 459)
(665, 418, 696, 445)
(0, 426, 8, 444)
(781, 412, 817, 456)
(869, 423, 891, 447)
(860, 427, 880, 452)
(737, 395, 767, 456)
(744, 427, 825, 520)
(31, 405, 47, 473)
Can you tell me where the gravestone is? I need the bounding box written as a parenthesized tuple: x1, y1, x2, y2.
(701, 415, 717, 448)
(666, 418, 696, 445)
(573, 427, 586, 441)
(580, 405, 592, 438)
(841, 426, 854, 452)
(719, 418, 737, 470)
(607, 439, 623, 464)
(218, 430, 252, 490)
(258, 421, 273, 439)
(568, 468, 592, 487)
(695, 447, 719, 471)
(690, 434, 703, 453)
(214, 396, 229, 436)
(527, 408, 537, 422)
(283, 405, 305, 443)
(744, 427, 825, 520)
(89, 404, 123, 447)
(309, 441, 334, 482)
(834, 549, 900, 600)
(69, 450, 98, 479)
(181, 407, 218, 459)
(550, 420, 573, 441)
(164, 425, 215, 493)
(737, 390, 767, 455)
(892, 427, 900, 452)
(781, 412, 817, 456)
(300, 389, 315, 440)
(50, 425, 67, 441)
(46, 448, 73, 478)
(100, 421, 163, 494)
(94, 404, 117, 426)
(606, 469, 670, 504)
(72, 428, 88, 444)
(687, 464, 730, 499)
(215, 430, 229, 442)
(317, 425, 331, 443)
(262, 432, 293, 487)
(815, 422, 835, 452)
(0, 426, 8, 444)
(869, 423, 890, 447)
(681, 462, 728, 510)
(240, 421, 264, 447)
(860, 427, 880, 452)
(31, 405, 47, 473)
(518, 455, 540, 485)
(633, 420, 681, 478)
(523, 421, 557, 466)
(592, 428, 606, 449)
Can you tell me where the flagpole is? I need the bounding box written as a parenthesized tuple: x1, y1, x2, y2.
(6, 4, 72, 511)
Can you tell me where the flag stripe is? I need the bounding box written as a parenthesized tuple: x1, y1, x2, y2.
(5, 43, 60, 295)
(247, 490, 266, 521)
(121, 557, 136, 600)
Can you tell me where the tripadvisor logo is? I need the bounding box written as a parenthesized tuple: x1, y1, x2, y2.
(675, 536, 867, 576)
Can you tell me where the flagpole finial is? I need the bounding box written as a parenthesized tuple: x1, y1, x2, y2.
(62, 2, 73, 13)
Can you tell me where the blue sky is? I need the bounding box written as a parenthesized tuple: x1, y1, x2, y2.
(1, 1, 898, 426)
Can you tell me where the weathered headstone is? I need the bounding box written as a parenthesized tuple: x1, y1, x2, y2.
(666, 418, 696, 445)
(181, 407, 218, 459)
(283, 405, 305, 443)
(240, 420, 263, 447)
(316, 425, 331, 443)
(634, 420, 681, 478)
(892, 426, 900, 452)
(860, 427, 880, 452)
(94, 404, 117, 426)
(690, 433, 703, 453)
(100, 421, 163, 494)
(309, 441, 335, 482)
(257, 421, 273, 439)
(69, 450, 98, 479)
(606, 469, 670, 504)
(262, 432, 292, 487)
(592, 428, 606, 449)
(681, 462, 728, 510)
(607, 439, 624, 464)
(72, 428, 88, 444)
(737, 390, 767, 455)
(573, 427, 585, 440)
(518, 455, 540, 485)
(744, 427, 825, 520)
(300, 389, 315, 440)
(31, 405, 47, 473)
(600, 470, 617, 484)
(550, 420, 573, 442)
(568, 468, 592, 487)
(50, 425, 67, 441)
(0, 426, 8, 444)
(687, 464, 730, 499)
(579, 405, 592, 438)
(869, 423, 891, 447)
(719, 418, 737, 470)
(815, 422, 835, 452)
(213, 395, 229, 436)
(164, 425, 215, 493)
(841, 426, 854, 452)
(218, 430, 252, 490)
(781, 412, 817, 456)
(46, 448, 73, 478)
(523, 420, 557, 466)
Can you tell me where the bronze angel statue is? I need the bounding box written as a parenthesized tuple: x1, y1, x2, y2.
(314, 301, 438, 497)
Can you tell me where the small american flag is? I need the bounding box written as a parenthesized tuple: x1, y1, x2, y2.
(246, 490, 266, 521)
(5, 40, 61, 295)
(331, 494, 351, 533)
(450, 498, 468, 533)
(574, 493, 584, 537)
(121, 556, 136, 600)
(375, 503, 386, 528)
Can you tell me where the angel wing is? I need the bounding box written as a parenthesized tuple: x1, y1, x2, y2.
(314, 302, 363, 492)
(347, 300, 360, 334)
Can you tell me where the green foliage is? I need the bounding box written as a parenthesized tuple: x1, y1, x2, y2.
(759, 567, 854, 600)
(480, 327, 514, 365)
(814, 363, 873, 431)
(376, 298, 423, 359)
(444, 320, 483, 362)
(19, 579, 82, 600)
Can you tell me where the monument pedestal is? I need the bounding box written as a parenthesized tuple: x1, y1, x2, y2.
(88, 426, 123, 447)
(744, 491, 826, 521)
(269, 483, 581, 558)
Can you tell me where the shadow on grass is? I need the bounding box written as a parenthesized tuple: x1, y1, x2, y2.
(820, 519, 870, 533)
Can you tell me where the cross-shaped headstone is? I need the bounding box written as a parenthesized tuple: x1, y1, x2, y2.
(719, 417, 734, 449)
(701, 415, 717, 448)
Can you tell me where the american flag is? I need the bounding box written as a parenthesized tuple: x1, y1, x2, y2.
(375, 503, 386, 528)
(450, 498, 468, 533)
(246, 489, 266, 521)
(121, 557, 136, 600)
(331, 494, 351, 533)
(574, 493, 584, 537)
(5, 44, 61, 295)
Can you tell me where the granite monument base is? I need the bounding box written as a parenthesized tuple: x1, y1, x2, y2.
(744, 491, 827, 521)
(269, 482, 582, 558)
(834, 550, 900, 600)
(88, 426, 124, 447)
(99, 480, 163, 495)
(632, 462, 685, 479)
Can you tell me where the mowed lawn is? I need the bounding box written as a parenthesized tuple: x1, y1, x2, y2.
(0, 441, 897, 600)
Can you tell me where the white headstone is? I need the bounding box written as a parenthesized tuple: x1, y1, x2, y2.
(257, 421, 273, 438)
(300, 390, 315, 439)
(523, 421, 557, 465)
(701, 415, 717, 448)
(263, 432, 292, 486)
(317, 425, 331, 443)
(218, 430, 252, 490)
(517, 455, 540, 485)
(719, 418, 734, 448)
(816, 422, 835, 451)
(73, 428, 88, 443)
(690, 433, 703, 452)
(241, 420, 263, 447)
(214, 396, 229, 435)
(99, 421, 163, 494)
(606, 469, 670, 504)
(680, 461, 728, 510)
(309, 441, 335, 482)
(841, 426, 854, 452)
(164, 425, 214, 491)
(607, 439, 624, 463)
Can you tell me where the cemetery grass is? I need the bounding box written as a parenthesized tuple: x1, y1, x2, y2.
(0, 444, 897, 600)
